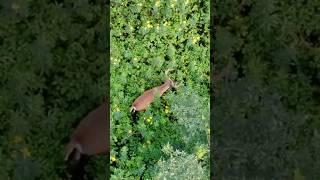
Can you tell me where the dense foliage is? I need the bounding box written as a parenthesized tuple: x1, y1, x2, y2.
(0, 0, 107, 179)
(110, 0, 209, 179)
(213, 0, 320, 179)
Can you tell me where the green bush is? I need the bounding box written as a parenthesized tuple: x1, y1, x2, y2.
(0, 0, 107, 179)
(213, 0, 320, 179)
(111, 0, 209, 179)
(154, 143, 208, 180)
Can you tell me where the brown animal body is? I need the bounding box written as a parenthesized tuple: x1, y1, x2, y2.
(130, 79, 175, 113)
(65, 102, 108, 161)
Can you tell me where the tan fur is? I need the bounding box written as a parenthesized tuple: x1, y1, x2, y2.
(65, 103, 109, 161)
(130, 80, 174, 112)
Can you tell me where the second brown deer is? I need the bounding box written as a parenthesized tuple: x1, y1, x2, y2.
(64, 102, 109, 162)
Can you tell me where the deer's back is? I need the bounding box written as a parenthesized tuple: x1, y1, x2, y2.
(71, 103, 108, 155)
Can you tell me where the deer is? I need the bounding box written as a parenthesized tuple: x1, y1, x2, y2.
(64, 100, 109, 179)
(129, 69, 179, 122)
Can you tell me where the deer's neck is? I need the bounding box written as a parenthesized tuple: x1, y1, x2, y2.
(157, 82, 171, 96)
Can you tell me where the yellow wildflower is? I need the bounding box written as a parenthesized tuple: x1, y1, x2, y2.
(13, 136, 23, 144)
(146, 21, 153, 29)
(165, 106, 170, 114)
(164, 21, 170, 27)
(11, 3, 19, 10)
(196, 147, 207, 160)
(171, 0, 177, 7)
(155, 1, 160, 7)
(111, 155, 116, 162)
(20, 147, 31, 158)
(146, 116, 153, 123)
(147, 140, 151, 144)
(128, 129, 132, 134)
(192, 36, 200, 44)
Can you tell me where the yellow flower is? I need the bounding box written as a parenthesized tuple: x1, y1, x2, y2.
(192, 36, 200, 44)
(111, 155, 116, 162)
(20, 147, 31, 158)
(196, 147, 207, 160)
(115, 107, 120, 112)
(147, 140, 151, 144)
(13, 136, 23, 144)
(164, 21, 170, 27)
(146, 116, 153, 123)
(128, 129, 132, 134)
(171, 0, 177, 7)
(155, 1, 160, 7)
(112, 58, 120, 65)
(11, 3, 20, 10)
(165, 106, 170, 114)
(146, 21, 153, 29)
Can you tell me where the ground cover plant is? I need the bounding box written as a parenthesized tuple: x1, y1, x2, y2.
(110, 0, 210, 179)
(0, 0, 107, 179)
(213, 0, 320, 179)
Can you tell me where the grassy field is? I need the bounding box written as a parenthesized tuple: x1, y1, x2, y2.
(110, 0, 210, 179)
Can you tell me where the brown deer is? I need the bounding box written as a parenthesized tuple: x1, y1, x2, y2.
(64, 101, 109, 162)
(130, 69, 178, 114)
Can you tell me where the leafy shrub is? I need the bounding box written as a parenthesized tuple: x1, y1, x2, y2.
(111, 0, 209, 178)
(154, 143, 208, 180)
(166, 86, 209, 146)
(0, 0, 107, 179)
(213, 0, 320, 179)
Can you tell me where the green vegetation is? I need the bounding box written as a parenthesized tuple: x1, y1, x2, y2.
(111, 0, 209, 179)
(213, 0, 320, 179)
(0, 1, 107, 179)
